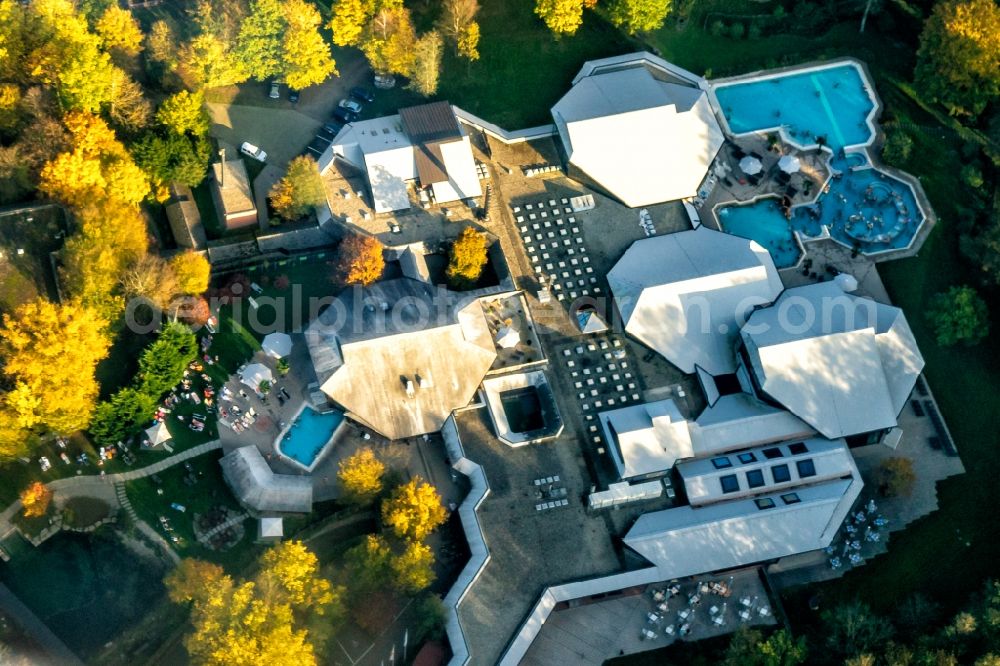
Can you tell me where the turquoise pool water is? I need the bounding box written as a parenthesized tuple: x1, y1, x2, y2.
(278, 407, 344, 468)
(714, 64, 875, 152)
(718, 201, 803, 268)
(718, 159, 923, 265)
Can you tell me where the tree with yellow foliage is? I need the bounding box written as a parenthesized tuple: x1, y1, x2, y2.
(439, 0, 480, 61)
(328, 0, 371, 47)
(167, 543, 343, 666)
(40, 112, 149, 207)
(534, 0, 586, 36)
(282, 0, 337, 90)
(362, 7, 417, 77)
(178, 33, 249, 90)
(94, 6, 144, 57)
(390, 540, 435, 593)
(915, 0, 1000, 118)
(20, 482, 53, 518)
(457, 23, 481, 61)
(170, 252, 211, 296)
(121, 255, 179, 309)
(156, 90, 210, 138)
(269, 155, 327, 221)
(381, 477, 447, 542)
(0, 298, 110, 434)
(334, 234, 384, 286)
(337, 447, 386, 503)
(61, 200, 149, 317)
(259, 540, 340, 612)
(446, 226, 489, 288)
(345, 533, 393, 589)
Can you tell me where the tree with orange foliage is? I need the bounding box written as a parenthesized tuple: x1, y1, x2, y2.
(20, 482, 53, 518)
(333, 234, 384, 286)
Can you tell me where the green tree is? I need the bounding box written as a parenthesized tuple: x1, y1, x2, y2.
(133, 132, 212, 189)
(390, 540, 435, 593)
(282, 0, 338, 90)
(344, 534, 393, 590)
(822, 602, 894, 662)
(381, 477, 446, 542)
(157, 90, 210, 137)
(607, 0, 672, 34)
(534, 0, 586, 36)
(915, 0, 1000, 118)
(446, 226, 489, 288)
(408, 31, 443, 96)
(881, 127, 913, 166)
(237, 0, 286, 81)
(88, 387, 156, 446)
(138, 322, 199, 397)
(927, 285, 990, 346)
(269, 155, 327, 220)
(724, 628, 808, 666)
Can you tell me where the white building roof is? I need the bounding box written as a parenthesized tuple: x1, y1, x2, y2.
(220, 446, 313, 513)
(305, 279, 496, 440)
(599, 399, 693, 478)
(623, 475, 862, 574)
(329, 107, 480, 213)
(678, 437, 855, 506)
(741, 282, 924, 439)
(689, 393, 815, 456)
(608, 228, 782, 375)
(552, 65, 724, 207)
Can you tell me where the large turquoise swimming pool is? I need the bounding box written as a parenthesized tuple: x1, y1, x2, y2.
(278, 407, 344, 469)
(714, 64, 875, 152)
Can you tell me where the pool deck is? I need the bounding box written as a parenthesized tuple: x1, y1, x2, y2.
(700, 58, 937, 266)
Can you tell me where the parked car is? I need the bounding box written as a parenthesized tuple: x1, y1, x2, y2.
(269, 81, 280, 99)
(332, 108, 355, 124)
(288, 88, 300, 103)
(350, 86, 375, 103)
(240, 142, 267, 162)
(338, 98, 362, 113)
(322, 121, 343, 136)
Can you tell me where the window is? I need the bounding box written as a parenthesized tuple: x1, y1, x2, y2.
(796, 459, 817, 478)
(788, 442, 808, 455)
(746, 469, 765, 489)
(762, 447, 784, 460)
(781, 493, 801, 505)
(771, 464, 791, 483)
(737, 452, 757, 464)
(755, 498, 776, 510)
(711, 456, 733, 470)
(720, 474, 740, 494)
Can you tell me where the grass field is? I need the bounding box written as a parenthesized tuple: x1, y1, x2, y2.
(125, 449, 264, 570)
(0, 204, 66, 313)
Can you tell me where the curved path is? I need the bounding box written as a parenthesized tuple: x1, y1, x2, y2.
(0, 441, 222, 543)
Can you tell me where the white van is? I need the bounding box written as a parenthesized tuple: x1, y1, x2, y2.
(240, 142, 267, 163)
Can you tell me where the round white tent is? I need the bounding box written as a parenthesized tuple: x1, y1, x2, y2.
(262, 332, 292, 359)
(240, 363, 274, 391)
(778, 155, 801, 173)
(739, 156, 762, 175)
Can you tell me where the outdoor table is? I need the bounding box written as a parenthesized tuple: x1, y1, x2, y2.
(709, 605, 719, 616)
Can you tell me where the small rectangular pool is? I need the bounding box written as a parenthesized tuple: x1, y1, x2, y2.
(277, 407, 345, 470)
(714, 63, 875, 152)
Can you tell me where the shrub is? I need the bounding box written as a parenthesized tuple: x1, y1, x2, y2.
(710, 20, 726, 36)
(926, 285, 990, 347)
(729, 22, 745, 39)
(877, 457, 916, 497)
(748, 22, 763, 40)
(961, 164, 985, 189)
(881, 128, 913, 167)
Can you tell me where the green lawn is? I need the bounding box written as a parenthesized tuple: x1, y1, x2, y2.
(125, 449, 264, 571)
(227, 254, 341, 334)
(0, 204, 66, 313)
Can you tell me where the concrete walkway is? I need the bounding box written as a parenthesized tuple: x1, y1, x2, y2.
(0, 441, 222, 545)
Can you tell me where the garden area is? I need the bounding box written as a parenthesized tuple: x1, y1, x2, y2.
(0, 205, 66, 314)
